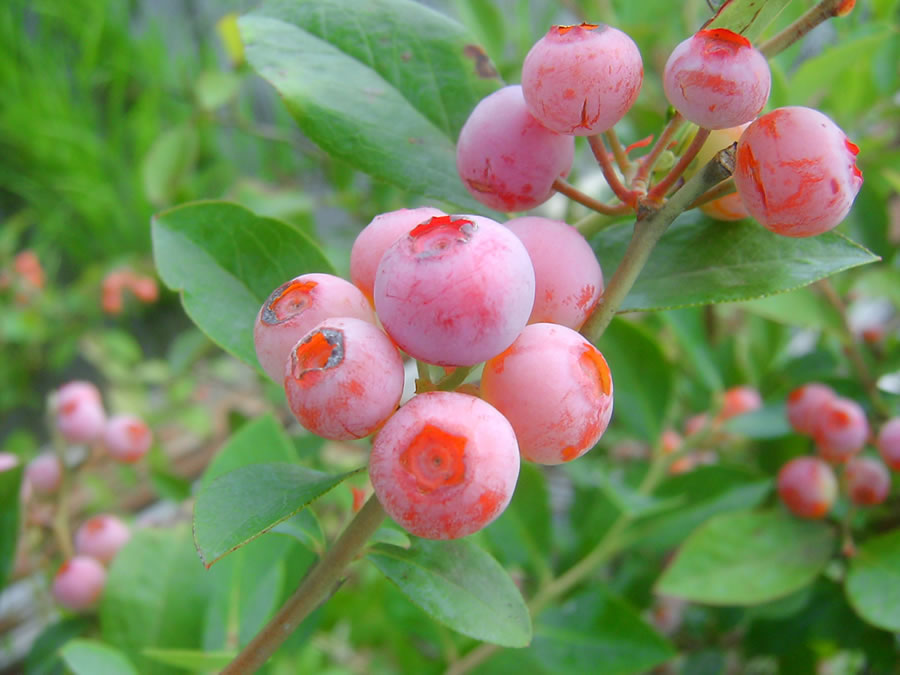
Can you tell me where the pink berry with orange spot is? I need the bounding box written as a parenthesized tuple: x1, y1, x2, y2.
(480, 323, 613, 464)
(845, 456, 891, 506)
(374, 214, 535, 367)
(777, 456, 837, 519)
(369, 391, 520, 540)
(734, 107, 863, 237)
(75, 515, 132, 565)
(103, 415, 153, 463)
(505, 216, 603, 330)
(284, 317, 404, 440)
(521, 23, 643, 136)
(718, 385, 762, 421)
(814, 397, 869, 464)
(663, 28, 770, 129)
(786, 382, 836, 436)
(55, 381, 106, 445)
(25, 452, 63, 495)
(876, 418, 900, 471)
(350, 207, 446, 304)
(254, 273, 376, 382)
(456, 85, 574, 211)
(52, 556, 107, 611)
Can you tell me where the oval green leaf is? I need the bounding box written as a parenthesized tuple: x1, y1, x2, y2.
(152, 201, 333, 372)
(142, 649, 235, 673)
(0, 464, 23, 588)
(61, 639, 138, 675)
(656, 509, 835, 605)
(845, 530, 900, 631)
(704, 0, 792, 42)
(368, 538, 531, 647)
(193, 462, 362, 567)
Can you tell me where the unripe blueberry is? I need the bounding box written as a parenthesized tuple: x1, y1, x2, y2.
(663, 29, 770, 129)
(374, 215, 535, 366)
(55, 381, 106, 445)
(814, 397, 869, 464)
(456, 85, 574, 211)
(103, 415, 153, 463)
(25, 452, 63, 495)
(786, 383, 836, 436)
(74, 515, 132, 565)
(284, 317, 405, 440)
(369, 391, 520, 540)
(876, 418, 900, 471)
(734, 107, 863, 237)
(52, 556, 107, 611)
(350, 207, 446, 304)
(845, 457, 891, 506)
(521, 23, 643, 135)
(481, 323, 613, 464)
(777, 456, 837, 519)
(255, 273, 376, 382)
(505, 216, 603, 330)
(130, 276, 159, 303)
(718, 385, 762, 421)
(683, 413, 710, 437)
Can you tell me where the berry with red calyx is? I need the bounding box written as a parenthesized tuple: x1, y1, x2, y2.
(369, 391, 520, 540)
(786, 383, 836, 435)
(718, 385, 762, 421)
(25, 452, 63, 495)
(54, 381, 106, 445)
(481, 323, 613, 464)
(350, 207, 446, 304)
(734, 106, 863, 237)
(777, 456, 837, 519)
(52, 556, 107, 611)
(254, 273, 375, 382)
(505, 216, 603, 330)
(814, 397, 869, 464)
(374, 214, 535, 367)
(75, 515, 132, 565)
(521, 23, 643, 136)
(877, 418, 900, 471)
(456, 85, 574, 211)
(284, 317, 404, 440)
(103, 415, 153, 463)
(663, 28, 770, 130)
(845, 456, 891, 506)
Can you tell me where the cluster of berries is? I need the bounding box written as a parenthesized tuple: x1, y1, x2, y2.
(0, 250, 45, 306)
(101, 266, 159, 315)
(778, 383, 896, 518)
(255, 208, 611, 539)
(456, 23, 862, 238)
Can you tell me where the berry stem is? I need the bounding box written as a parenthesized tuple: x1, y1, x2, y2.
(759, 0, 854, 58)
(687, 178, 737, 209)
(435, 365, 474, 392)
(647, 128, 711, 201)
(221, 494, 387, 675)
(604, 129, 633, 176)
(574, 211, 631, 238)
(580, 144, 736, 344)
(587, 135, 640, 206)
(632, 112, 685, 189)
(415, 360, 435, 393)
(552, 178, 634, 216)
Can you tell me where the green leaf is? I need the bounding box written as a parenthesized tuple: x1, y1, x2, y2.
(595, 318, 673, 442)
(100, 526, 211, 675)
(723, 403, 792, 439)
(194, 462, 361, 567)
(739, 289, 844, 333)
(152, 201, 333, 371)
(591, 216, 878, 312)
(194, 70, 241, 111)
(705, 0, 792, 42)
(845, 530, 900, 631)
(0, 464, 22, 588)
(142, 649, 235, 673)
(141, 124, 198, 206)
(657, 509, 835, 605)
(238, 0, 501, 211)
(61, 640, 138, 675)
(532, 588, 675, 675)
(368, 538, 531, 647)
(662, 308, 724, 392)
(270, 509, 326, 553)
(25, 617, 92, 675)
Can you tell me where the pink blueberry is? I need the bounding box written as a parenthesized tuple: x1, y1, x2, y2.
(74, 514, 132, 565)
(777, 456, 838, 519)
(814, 397, 869, 464)
(374, 214, 535, 367)
(877, 418, 900, 471)
(480, 323, 614, 464)
(103, 415, 153, 463)
(55, 381, 106, 445)
(25, 452, 63, 495)
(254, 273, 376, 382)
(521, 23, 643, 135)
(505, 216, 603, 330)
(845, 456, 891, 506)
(369, 391, 520, 540)
(52, 556, 107, 611)
(786, 383, 836, 436)
(718, 385, 762, 421)
(284, 317, 405, 440)
(456, 85, 574, 211)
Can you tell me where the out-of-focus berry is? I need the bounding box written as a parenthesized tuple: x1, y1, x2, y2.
(103, 415, 153, 463)
(814, 397, 869, 463)
(75, 515, 132, 565)
(786, 383, 836, 436)
(25, 453, 63, 495)
(52, 556, 107, 611)
(877, 418, 900, 471)
(777, 456, 837, 519)
(55, 381, 106, 445)
(845, 456, 890, 506)
(718, 385, 762, 421)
